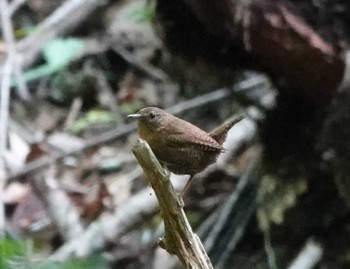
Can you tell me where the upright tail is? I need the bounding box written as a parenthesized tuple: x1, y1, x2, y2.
(209, 113, 245, 145)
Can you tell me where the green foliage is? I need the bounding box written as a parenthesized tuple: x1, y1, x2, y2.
(69, 109, 117, 134)
(119, 100, 145, 115)
(15, 26, 36, 38)
(0, 237, 107, 269)
(50, 69, 86, 104)
(0, 238, 26, 267)
(256, 175, 308, 232)
(44, 38, 84, 68)
(127, 4, 155, 22)
(185, 211, 201, 226)
(20, 38, 84, 84)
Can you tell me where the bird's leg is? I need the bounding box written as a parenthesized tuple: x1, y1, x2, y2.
(179, 175, 194, 197)
(177, 175, 195, 207)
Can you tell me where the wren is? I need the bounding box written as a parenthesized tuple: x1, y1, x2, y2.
(128, 107, 244, 196)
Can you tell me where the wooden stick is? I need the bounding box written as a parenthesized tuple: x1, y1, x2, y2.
(132, 139, 214, 269)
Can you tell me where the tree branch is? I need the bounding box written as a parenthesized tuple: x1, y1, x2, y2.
(132, 139, 214, 269)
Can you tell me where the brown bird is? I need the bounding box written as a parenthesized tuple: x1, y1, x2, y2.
(128, 107, 244, 196)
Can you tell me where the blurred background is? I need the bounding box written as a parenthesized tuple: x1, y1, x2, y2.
(1, 0, 350, 268)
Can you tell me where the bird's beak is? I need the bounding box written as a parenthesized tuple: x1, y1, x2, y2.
(127, 113, 141, 119)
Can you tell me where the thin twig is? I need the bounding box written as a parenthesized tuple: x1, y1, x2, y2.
(50, 186, 160, 261)
(287, 239, 323, 269)
(12, 58, 29, 99)
(0, 0, 29, 99)
(167, 74, 267, 115)
(0, 171, 5, 237)
(0, 54, 14, 236)
(63, 98, 82, 131)
(30, 166, 85, 241)
(264, 228, 278, 269)
(112, 44, 168, 82)
(6, 121, 137, 181)
(205, 153, 260, 268)
(0, 56, 13, 162)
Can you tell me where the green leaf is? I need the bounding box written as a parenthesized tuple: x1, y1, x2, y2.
(20, 38, 85, 84)
(0, 237, 107, 269)
(43, 38, 84, 68)
(69, 110, 118, 134)
(127, 5, 155, 22)
(15, 26, 36, 38)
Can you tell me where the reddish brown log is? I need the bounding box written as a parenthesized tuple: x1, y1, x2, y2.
(181, 0, 345, 102)
(249, 1, 344, 101)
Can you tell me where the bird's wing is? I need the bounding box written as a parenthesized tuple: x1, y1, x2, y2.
(166, 131, 224, 152)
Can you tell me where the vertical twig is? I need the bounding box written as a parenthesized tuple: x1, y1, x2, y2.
(0, 0, 24, 238)
(63, 97, 82, 131)
(264, 228, 278, 269)
(0, 56, 13, 162)
(0, 54, 14, 236)
(0, 0, 29, 100)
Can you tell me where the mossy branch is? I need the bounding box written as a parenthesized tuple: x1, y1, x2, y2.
(132, 139, 214, 269)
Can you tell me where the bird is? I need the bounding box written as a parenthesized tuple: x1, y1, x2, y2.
(128, 107, 244, 196)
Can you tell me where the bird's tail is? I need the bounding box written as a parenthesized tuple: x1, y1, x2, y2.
(209, 113, 245, 144)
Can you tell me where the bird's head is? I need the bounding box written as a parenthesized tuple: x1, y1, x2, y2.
(128, 107, 167, 134)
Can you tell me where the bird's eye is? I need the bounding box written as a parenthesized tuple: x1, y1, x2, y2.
(149, 112, 156, 119)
